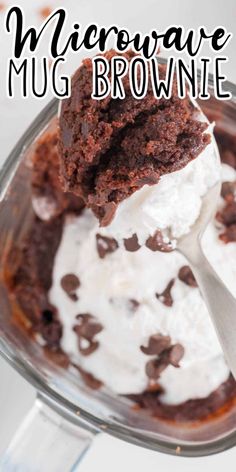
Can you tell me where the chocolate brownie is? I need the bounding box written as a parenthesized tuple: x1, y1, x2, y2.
(59, 50, 210, 225)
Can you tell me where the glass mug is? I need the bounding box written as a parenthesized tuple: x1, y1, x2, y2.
(0, 70, 236, 471)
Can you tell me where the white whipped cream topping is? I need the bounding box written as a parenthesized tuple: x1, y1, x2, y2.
(100, 108, 221, 247)
(49, 164, 235, 405)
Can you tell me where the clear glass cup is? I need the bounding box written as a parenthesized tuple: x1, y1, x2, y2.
(1, 71, 236, 471)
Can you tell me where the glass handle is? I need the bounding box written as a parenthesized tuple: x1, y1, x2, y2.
(0, 394, 97, 472)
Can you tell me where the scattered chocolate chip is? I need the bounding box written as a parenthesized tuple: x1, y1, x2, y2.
(60, 273, 80, 301)
(168, 343, 185, 367)
(128, 299, 140, 311)
(216, 202, 236, 226)
(145, 357, 169, 379)
(100, 202, 117, 227)
(74, 314, 103, 340)
(41, 320, 63, 347)
(219, 224, 236, 243)
(73, 313, 103, 356)
(145, 230, 174, 252)
(144, 341, 185, 380)
(156, 279, 175, 307)
(123, 233, 141, 252)
(73, 363, 103, 390)
(221, 182, 236, 203)
(178, 266, 197, 288)
(141, 334, 171, 355)
(96, 234, 118, 259)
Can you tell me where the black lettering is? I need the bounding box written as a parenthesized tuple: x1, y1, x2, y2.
(111, 57, 128, 98)
(52, 58, 70, 98)
(215, 57, 231, 99)
(8, 58, 27, 97)
(92, 57, 110, 99)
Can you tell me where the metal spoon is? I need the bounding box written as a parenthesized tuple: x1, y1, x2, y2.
(176, 181, 236, 380)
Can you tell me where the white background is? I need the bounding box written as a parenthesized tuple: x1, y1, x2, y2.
(0, 0, 236, 470)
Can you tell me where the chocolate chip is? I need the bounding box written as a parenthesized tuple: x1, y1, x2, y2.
(73, 313, 103, 356)
(221, 182, 236, 203)
(156, 279, 175, 307)
(129, 299, 140, 311)
(74, 314, 103, 340)
(145, 357, 169, 379)
(219, 224, 236, 243)
(145, 230, 174, 252)
(141, 334, 171, 355)
(100, 202, 117, 227)
(123, 233, 141, 252)
(216, 202, 236, 226)
(96, 234, 118, 259)
(144, 342, 185, 380)
(178, 266, 197, 288)
(61, 274, 80, 301)
(168, 343, 185, 367)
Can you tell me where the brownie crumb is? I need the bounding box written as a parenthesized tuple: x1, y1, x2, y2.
(145, 230, 174, 252)
(156, 279, 175, 307)
(99, 202, 117, 226)
(123, 234, 141, 252)
(178, 266, 197, 287)
(96, 234, 118, 258)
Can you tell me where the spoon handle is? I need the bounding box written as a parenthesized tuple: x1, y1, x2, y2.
(179, 242, 236, 380)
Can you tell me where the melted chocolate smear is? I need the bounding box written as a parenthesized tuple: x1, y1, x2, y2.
(73, 363, 103, 390)
(178, 266, 197, 288)
(73, 313, 103, 356)
(123, 233, 141, 252)
(61, 273, 80, 301)
(156, 279, 175, 307)
(44, 346, 70, 369)
(141, 334, 171, 355)
(146, 230, 174, 252)
(96, 234, 118, 259)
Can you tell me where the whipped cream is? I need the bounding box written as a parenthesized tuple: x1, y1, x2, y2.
(49, 164, 235, 405)
(99, 106, 221, 247)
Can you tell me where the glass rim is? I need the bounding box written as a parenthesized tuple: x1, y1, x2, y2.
(1, 64, 236, 457)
